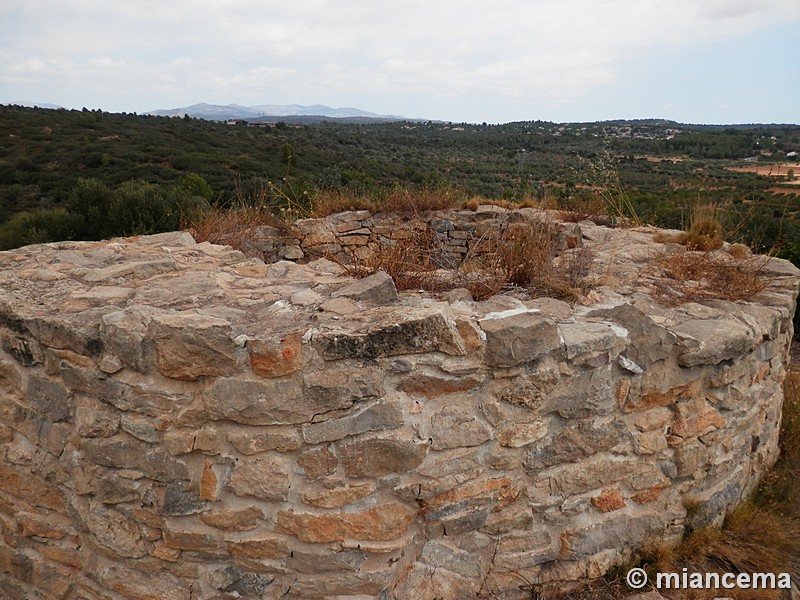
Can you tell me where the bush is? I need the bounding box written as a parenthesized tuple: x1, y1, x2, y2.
(0, 209, 83, 249)
(107, 180, 181, 236)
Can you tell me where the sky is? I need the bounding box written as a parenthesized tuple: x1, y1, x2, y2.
(1, 0, 799, 125)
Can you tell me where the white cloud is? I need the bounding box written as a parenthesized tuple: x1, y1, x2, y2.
(1, 0, 798, 119)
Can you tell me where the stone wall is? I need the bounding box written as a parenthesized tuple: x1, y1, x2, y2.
(242, 206, 582, 266)
(0, 212, 798, 600)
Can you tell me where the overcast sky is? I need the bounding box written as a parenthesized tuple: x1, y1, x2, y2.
(2, 0, 799, 124)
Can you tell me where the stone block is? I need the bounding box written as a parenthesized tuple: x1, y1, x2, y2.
(422, 477, 519, 536)
(155, 485, 208, 516)
(561, 512, 669, 559)
(297, 446, 338, 480)
(229, 455, 291, 501)
(430, 404, 491, 450)
(671, 318, 756, 367)
(227, 534, 291, 559)
(591, 488, 626, 512)
(201, 506, 264, 531)
(397, 374, 482, 399)
(302, 401, 404, 444)
(672, 398, 725, 441)
(286, 548, 367, 573)
(76, 499, 150, 558)
(26, 374, 71, 422)
(81, 436, 190, 482)
(204, 376, 312, 425)
(302, 482, 374, 509)
(100, 306, 164, 372)
(558, 322, 617, 360)
(227, 426, 302, 454)
(625, 378, 704, 413)
(479, 309, 561, 367)
(162, 529, 221, 552)
(303, 366, 385, 407)
(246, 331, 302, 378)
(590, 303, 675, 367)
(277, 503, 415, 542)
(0, 463, 65, 511)
(331, 271, 398, 304)
(339, 436, 427, 477)
(313, 304, 465, 359)
(76, 405, 120, 437)
(524, 420, 629, 471)
(0, 398, 70, 456)
(149, 312, 238, 380)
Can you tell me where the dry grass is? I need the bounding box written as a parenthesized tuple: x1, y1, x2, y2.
(360, 228, 443, 292)
(183, 201, 293, 255)
(381, 185, 463, 213)
(183, 178, 304, 256)
(309, 190, 375, 217)
(652, 251, 769, 305)
(654, 204, 726, 251)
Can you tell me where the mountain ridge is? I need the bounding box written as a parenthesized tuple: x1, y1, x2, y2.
(146, 102, 409, 122)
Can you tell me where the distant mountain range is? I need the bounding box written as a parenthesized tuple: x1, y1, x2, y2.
(146, 103, 409, 122)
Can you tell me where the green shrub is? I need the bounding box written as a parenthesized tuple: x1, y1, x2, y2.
(0, 209, 83, 250)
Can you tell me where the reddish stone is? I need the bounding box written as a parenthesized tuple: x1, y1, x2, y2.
(672, 398, 725, 440)
(248, 332, 302, 378)
(297, 446, 338, 480)
(302, 483, 374, 509)
(201, 507, 264, 531)
(227, 534, 290, 559)
(422, 477, 515, 512)
(627, 378, 703, 412)
(632, 484, 670, 504)
(199, 461, 220, 501)
(0, 463, 65, 511)
(591, 488, 626, 513)
(277, 503, 415, 543)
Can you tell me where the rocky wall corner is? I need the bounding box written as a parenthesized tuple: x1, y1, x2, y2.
(0, 213, 798, 600)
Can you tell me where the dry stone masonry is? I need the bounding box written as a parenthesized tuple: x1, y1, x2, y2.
(0, 208, 799, 599)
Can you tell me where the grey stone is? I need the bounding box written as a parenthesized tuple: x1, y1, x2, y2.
(302, 401, 404, 444)
(204, 376, 316, 425)
(81, 436, 190, 483)
(26, 375, 71, 422)
(156, 485, 208, 516)
(148, 312, 238, 380)
(331, 271, 398, 304)
(479, 309, 561, 367)
(590, 303, 676, 367)
(671, 318, 757, 367)
(524, 420, 629, 471)
(314, 304, 465, 359)
(339, 436, 428, 478)
(558, 322, 616, 359)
